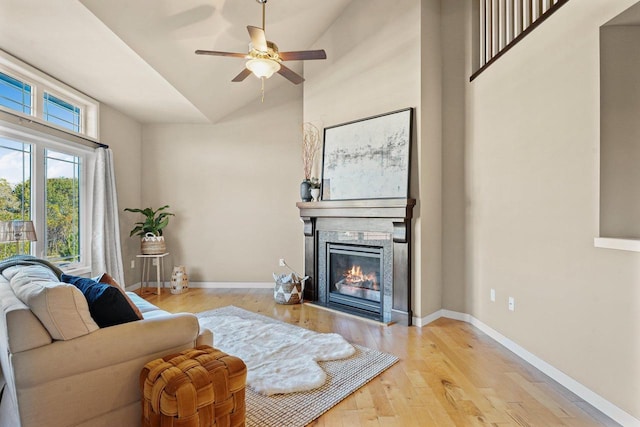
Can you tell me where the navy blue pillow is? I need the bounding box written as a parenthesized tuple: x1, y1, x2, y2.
(61, 274, 139, 328)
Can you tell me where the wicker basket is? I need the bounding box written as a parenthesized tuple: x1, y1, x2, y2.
(141, 233, 166, 255)
(140, 346, 247, 427)
(273, 273, 305, 305)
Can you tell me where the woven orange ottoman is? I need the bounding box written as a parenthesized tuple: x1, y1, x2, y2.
(140, 345, 247, 427)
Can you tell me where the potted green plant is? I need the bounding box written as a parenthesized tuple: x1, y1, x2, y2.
(124, 205, 174, 254)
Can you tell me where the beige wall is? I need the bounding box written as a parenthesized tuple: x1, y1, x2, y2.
(466, 0, 640, 418)
(600, 25, 640, 238)
(99, 104, 142, 286)
(140, 83, 304, 283)
(303, 0, 439, 318)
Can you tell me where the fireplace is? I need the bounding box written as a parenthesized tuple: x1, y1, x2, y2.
(327, 244, 383, 320)
(297, 198, 415, 325)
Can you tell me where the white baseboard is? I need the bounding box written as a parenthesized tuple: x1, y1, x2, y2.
(125, 282, 273, 292)
(415, 309, 638, 427)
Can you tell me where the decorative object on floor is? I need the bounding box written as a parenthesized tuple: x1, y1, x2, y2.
(195, 0, 327, 87)
(140, 345, 247, 427)
(272, 272, 306, 304)
(301, 122, 321, 201)
(124, 205, 174, 255)
(0, 220, 37, 255)
(170, 265, 189, 294)
(274, 258, 308, 304)
(321, 108, 413, 200)
(197, 306, 398, 427)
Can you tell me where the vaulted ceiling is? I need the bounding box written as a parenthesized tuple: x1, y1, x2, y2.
(0, 0, 351, 124)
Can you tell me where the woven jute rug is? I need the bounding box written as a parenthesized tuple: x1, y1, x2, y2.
(197, 305, 399, 427)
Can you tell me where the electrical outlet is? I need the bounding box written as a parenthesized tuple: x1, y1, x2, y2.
(490, 288, 496, 302)
(279, 258, 286, 267)
(152, 258, 158, 266)
(508, 297, 515, 311)
(130, 260, 135, 269)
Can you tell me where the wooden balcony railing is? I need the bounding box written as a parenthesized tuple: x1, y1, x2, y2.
(471, 0, 570, 81)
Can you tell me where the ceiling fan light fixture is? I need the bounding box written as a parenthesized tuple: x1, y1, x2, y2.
(245, 58, 280, 79)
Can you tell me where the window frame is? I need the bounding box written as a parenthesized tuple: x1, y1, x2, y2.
(0, 124, 94, 274)
(0, 49, 99, 140)
(0, 49, 99, 274)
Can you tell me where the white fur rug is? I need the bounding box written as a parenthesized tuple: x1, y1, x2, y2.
(197, 306, 356, 395)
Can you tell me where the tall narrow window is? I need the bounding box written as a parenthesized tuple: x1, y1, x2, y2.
(45, 149, 80, 264)
(0, 72, 32, 114)
(43, 92, 81, 133)
(0, 138, 32, 258)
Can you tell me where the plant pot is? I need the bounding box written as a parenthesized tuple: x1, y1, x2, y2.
(310, 188, 320, 202)
(141, 233, 166, 255)
(300, 180, 312, 202)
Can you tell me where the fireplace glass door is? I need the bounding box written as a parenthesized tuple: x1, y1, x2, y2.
(327, 244, 383, 319)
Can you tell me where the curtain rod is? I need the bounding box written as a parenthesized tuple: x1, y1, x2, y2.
(0, 109, 109, 149)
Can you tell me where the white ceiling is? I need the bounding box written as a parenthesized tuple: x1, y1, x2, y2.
(0, 0, 351, 124)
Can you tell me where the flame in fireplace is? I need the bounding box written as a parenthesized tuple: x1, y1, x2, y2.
(343, 265, 379, 290)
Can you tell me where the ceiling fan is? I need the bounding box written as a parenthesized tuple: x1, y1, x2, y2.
(195, 0, 327, 86)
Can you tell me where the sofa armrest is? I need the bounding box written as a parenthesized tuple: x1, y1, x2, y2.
(196, 327, 213, 347)
(12, 313, 200, 388)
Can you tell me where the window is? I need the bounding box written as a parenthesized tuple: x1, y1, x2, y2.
(0, 134, 88, 269)
(0, 72, 32, 114)
(43, 93, 81, 133)
(0, 51, 97, 272)
(0, 138, 31, 260)
(45, 149, 81, 264)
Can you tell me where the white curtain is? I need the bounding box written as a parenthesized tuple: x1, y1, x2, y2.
(91, 148, 125, 285)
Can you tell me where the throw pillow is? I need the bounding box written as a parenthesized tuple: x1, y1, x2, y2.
(94, 272, 143, 320)
(9, 268, 99, 340)
(61, 274, 140, 328)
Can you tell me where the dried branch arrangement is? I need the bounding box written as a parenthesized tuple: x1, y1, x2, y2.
(302, 122, 321, 180)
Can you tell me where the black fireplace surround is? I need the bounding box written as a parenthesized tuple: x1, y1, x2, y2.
(297, 198, 415, 325)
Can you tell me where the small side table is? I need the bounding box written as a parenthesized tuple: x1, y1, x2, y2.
(137, 253, 169, 295)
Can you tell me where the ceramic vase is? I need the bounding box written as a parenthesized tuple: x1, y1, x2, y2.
(170, 265, 189, 294)
(300, 180, 312, 202)
(311, 188, 320, 202)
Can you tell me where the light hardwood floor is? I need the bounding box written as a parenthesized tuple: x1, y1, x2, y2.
(142, 288, 619, 427)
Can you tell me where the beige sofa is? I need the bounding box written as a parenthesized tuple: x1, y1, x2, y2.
(0, 262, 212, 427)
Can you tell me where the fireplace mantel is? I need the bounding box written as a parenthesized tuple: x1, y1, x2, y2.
(297, 198, 415, 325)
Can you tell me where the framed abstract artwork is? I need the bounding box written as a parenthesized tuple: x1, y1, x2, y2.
(321, 108, 413, 200)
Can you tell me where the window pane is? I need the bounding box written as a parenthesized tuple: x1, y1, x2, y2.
(45, 149, 80, 264)
(0, 138, 32, 258)
(43, 93, 81, 133)
(0, 72, 32, 114)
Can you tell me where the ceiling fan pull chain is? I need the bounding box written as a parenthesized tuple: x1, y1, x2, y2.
(261, 77, 265, 103)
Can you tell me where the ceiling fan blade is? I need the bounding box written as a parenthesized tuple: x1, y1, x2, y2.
(247, 26, 268, 52)
(195, 50, 247, 58)
(277, 63, 304, 85)
(232, 68, 252, 82)
(279, 50, 327, 61)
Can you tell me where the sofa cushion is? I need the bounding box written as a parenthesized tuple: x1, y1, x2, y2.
(10, 267, 99, 340)
(94, 273, 143, 320)
(61, 275, 140, 328)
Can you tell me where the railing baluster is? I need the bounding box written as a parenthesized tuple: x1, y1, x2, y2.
(472, 0, 571, 81)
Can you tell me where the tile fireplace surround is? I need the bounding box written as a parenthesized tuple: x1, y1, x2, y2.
(297, 198, 415, 325)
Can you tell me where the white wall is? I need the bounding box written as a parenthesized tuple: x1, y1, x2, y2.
(466, 0, 640, 419)
(99, 104, 142, 286)
(140, 84, 304, 283)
